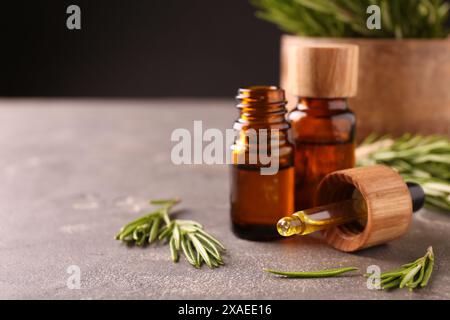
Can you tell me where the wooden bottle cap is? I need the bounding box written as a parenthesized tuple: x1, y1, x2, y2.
(292, 44, 359, 98)
(315, 165, 413, 252)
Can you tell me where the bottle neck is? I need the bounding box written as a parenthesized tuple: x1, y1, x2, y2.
(233, 86, 293, 170)
(236, 86, 289, 129)
(296, 97, 349, 112)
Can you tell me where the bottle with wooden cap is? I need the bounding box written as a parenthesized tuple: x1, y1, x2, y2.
(277, 165, 426, 252)
(288, 44, 359, 211)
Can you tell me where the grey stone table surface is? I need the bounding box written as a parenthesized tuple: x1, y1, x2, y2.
(0, 99, 449, 300)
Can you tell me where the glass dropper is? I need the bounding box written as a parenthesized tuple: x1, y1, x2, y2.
(277, 182, 425, 237)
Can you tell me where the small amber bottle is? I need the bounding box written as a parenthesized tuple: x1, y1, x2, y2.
(288, 45, 359, 210)
(230, 86, 295, 241)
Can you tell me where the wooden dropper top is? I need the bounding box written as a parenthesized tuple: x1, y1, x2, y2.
(316, 165, 417, 252)
(292, 44, 359, 98)
(277, 166, 424, 252)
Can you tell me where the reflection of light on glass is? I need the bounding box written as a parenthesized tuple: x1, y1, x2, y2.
(277, 190, 367, 237)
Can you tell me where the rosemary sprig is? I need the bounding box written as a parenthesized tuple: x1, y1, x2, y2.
(264, 266, 358, 278)
(251, 0, 450, 38)
(357, 134, 450, 212)
(115, 198, 226, 269)
(366, 246, 435, 291)
(115, 198, 177, 245)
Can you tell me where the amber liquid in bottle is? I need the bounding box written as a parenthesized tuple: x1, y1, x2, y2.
(230, 86, 295, 241)
(277, 189, 367, 237)
(288, 98, 356, 210)
(277, 182, 425, 238)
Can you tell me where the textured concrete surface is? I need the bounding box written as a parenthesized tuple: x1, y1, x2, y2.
(0, 99, 449, 300)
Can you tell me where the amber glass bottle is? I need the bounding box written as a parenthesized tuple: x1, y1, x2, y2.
(289, 98, 356, 210)
(230, 86, 295, 241)
(288, 45, 359, 210)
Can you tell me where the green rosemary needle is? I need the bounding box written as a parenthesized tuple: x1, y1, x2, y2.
(264, 266, 358, 278)
(251, 0, 450, 38)
(366, 246, 435, 291)
(115, 198, 226, 269)
(357, 134, 450, 212)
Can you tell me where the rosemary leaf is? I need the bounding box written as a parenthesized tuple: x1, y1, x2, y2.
(251, 0, 450, 38)
(196, 233, 222, 261)
(158, 222, 173, 241)
(264, 266, 358, 278)
(357, 134, 450, 212)
(115, 198, 226, 269)
(421, 248, 435, 287)
(173, 225, 181, 251)
(400, 264, 422, 288)
(377, 246, 435, 291)
(181, 237, 196, 267)
(148, 218, 159, 243)
(407, 260, 426, 290)
(382, 278, 402, 290)
(188, 233, 213, 268)
(169, 237, 179, 262)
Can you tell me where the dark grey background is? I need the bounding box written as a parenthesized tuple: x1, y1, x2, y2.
(2, 1, 449, 98)
(2, 0, 282, 97)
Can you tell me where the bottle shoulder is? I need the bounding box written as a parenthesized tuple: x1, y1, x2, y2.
(288, 108, 355, 123)
(233, 118, 292, 131)
(288, 108, 356, 143)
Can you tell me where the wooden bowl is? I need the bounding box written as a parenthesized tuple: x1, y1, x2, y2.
(281, 35, 450, 138)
